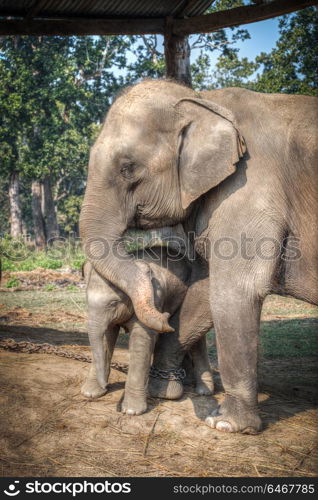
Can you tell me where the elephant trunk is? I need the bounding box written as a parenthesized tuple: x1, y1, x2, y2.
(80, 190, 173, 334)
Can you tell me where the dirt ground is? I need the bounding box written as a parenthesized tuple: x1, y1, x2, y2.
(0, 269, 317, 477)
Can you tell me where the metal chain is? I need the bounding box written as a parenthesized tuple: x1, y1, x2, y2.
(0, 339, 187, 381)
(0, 338, 129, 374)
(149, 365, 186, 382)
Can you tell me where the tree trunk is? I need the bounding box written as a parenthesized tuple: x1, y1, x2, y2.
(31, 180, 46, 249)
(42, 176, 59, 242)
(8, 172, 23, 238)
(164, 20, 192, 87)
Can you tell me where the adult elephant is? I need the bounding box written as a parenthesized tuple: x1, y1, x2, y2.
(80, 80, 318, 434)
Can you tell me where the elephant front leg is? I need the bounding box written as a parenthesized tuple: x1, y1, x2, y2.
(206, 285, 262, 434)
(190, 336, 214, 395)
(122, 321, 158, 415)
(81, 323, 119, 399)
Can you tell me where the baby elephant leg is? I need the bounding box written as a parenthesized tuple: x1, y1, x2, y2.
(190, 336, 214, 395)
(81, 324, 119, 399)
(122, 321, 158, 415)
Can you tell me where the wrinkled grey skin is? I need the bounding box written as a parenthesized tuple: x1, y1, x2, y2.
(149, 256, 214, 400)
(80, 80, 318, 433)
(81, 247, 213, 415)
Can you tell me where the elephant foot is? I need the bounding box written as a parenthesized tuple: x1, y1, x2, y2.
(148, 377, 184, 400)
(195, 376, 214, 396)
(205, 395, 262, 434)
(81, 378, 107, 399)
(121, 389, 147, 416)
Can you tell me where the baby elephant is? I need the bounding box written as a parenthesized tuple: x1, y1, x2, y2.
(81, 247, 214, 415)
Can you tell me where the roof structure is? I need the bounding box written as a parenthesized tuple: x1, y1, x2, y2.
(0, 0, 316, 36)
(0, 0, 212, 19)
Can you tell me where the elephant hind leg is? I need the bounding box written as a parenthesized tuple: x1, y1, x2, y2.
(148, 371, 184, 400)
(190, 336, 214, 395)
(149, 275, 212, 400)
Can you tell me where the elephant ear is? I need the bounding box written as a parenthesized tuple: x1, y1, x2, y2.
(175, 98, 246, 210)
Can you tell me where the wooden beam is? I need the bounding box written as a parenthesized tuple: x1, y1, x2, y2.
(0, 17, 165, 36)
(0, 0, 316, 36)
(174, 0, 318, 35)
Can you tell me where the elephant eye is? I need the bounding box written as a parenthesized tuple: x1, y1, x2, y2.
(120, 161, 136, 180)
(108, 300, 119, 308)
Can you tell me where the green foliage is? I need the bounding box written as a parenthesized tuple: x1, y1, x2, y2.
(0, 234, 30, 262)
(192, 52, 258, 90)
(6, 277, 20, 288)
(254, 8, 318, 95)
(126, 36, 165, 80)
(212, 54, 258, 89)
(1, 8, 317, 243)
(44, 284, 56, 291)
(191, 0, 253, 90)
(66, 284, 78, 291)
(192, 7, 318, 94)
(0, 178, 10, 234)
(2, 253, 63, 271)
(57, 195, 84, 235)
(0, 35, 131, 237)
(0, 235, 85, 271)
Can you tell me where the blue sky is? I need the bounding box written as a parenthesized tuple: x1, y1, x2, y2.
(114, 16, 281, 78)
(190, 17, 280, 64)
(231, 17, 280, 58)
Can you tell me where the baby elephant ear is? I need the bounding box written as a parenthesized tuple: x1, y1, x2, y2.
(175, 98, 246, 210)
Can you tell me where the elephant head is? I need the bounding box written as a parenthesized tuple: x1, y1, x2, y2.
(80, 80, 246, 332)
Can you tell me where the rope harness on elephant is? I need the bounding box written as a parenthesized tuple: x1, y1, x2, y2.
(0, 338, 186, 381)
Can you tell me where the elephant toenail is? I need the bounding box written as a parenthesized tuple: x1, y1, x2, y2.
(216, 421, 233, 432)
(205, 416, 216, 427)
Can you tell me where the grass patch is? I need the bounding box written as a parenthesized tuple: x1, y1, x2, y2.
(44, 284, 57, 291)
(259, 318, 318, 358)
(5, 277, 20, 288)
(208, 317, 318, 360)
(1, 252, 84, 272)
(1, 231, 172, 272)
(1, 235, 84, 271)
(1, 289, 86, 314)
(207, 295, 318, 360)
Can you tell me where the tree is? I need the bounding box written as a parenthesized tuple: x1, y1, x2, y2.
(0, 47, 24, 237)
(0, 35, 131, 242)
(255, 7, 318, 95)
(8, 172, 23, 237)
(125, 0, 252, 86)
(190, 0, 254, 89)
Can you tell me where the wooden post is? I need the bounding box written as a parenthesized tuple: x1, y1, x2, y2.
(164, 17, 192, 88)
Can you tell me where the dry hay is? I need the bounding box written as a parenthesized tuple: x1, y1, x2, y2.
(0, 348, 317, 478)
